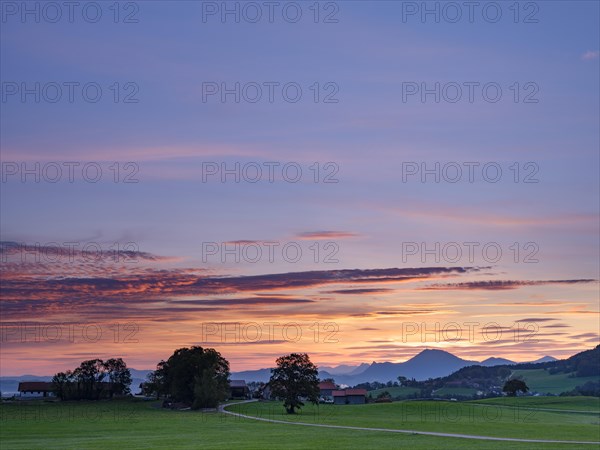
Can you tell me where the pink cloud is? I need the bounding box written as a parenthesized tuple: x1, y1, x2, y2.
(581, 50, 599, 60)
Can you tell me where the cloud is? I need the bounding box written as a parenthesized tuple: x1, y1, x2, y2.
(0, 240, 185, 282)
(581, 50, 599, 60)
(0, 144, 278, 163)
(541, 309, 599, 316)
(0, 253, 481, 321)
(295, 231, 360, 240)
(382, 202, 598, 230)
(477, 338, 556, 347)
(373, 310, 437, 316)
(323, 288, 394, 295)
(169, 297, 315, 306)
(476, 325, 514, 332)
(194, 340, 289, 346)
(488, 301, 582, 307)
(515, 318, 557, 323)
(0, 240, 169, 262)
(349, 307, 449, 318)
(570, 333, 599, 340)
(420, 279, 597, 291)
(184, 266, 478, 294)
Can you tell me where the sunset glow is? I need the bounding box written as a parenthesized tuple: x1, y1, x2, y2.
(1, 1, 598, 379)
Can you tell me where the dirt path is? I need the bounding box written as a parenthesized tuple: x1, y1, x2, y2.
(220, 400, 600, 445)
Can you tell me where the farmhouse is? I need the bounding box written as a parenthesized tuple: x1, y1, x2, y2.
(318, 381, 337, 402)
(260, 383, 273, 400)
(18, 381, 56, 398)
(229, 380, 249, 399)
(332, 388, 367, 405)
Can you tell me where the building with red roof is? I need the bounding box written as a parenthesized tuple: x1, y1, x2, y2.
(332, 388, 367, 404)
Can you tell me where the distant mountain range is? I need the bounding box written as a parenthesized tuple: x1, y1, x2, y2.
(230, 350, 556, 384)
(0, 351, 559, 395)
(318, 363, 371, 376)
(480, 356, 556, 367)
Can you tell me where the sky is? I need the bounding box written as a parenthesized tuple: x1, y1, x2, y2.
(0, 1, 599, 376)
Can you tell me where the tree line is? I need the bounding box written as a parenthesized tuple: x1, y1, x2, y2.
(52, 358, 132, 400)
(141, 348, 320, 412)
(51, 348, 321, 413)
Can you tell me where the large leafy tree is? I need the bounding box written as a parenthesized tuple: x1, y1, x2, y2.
(503, 378, 529, 397)
(269, 353, 319, 414)
(51, 370, 73, 400)
(104, 358, 132, 397)
(142, 361, 167, 399)
(156, 346, 230, 409)
(73, 358, 106, 400)
(193, 366, 222, 409)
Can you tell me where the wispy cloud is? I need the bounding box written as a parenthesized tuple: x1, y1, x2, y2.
(169, 297, 315, 306)
(323, 288, 394, 295)
(570, 333, 599, 340)
(420, 279, 597, 291)
(581, 50, 599, 60)
(515, 318, 557, 323)
(1, 243, 482, 322)
(296, 231, 360, 240)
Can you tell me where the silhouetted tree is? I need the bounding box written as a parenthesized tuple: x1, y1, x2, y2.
(52, 358, 132, 400)
(503, 379, 529, 396)
(51, 371, 72, 400)
(155, 346, 229, 409)
(193, 365, 223, 409)
(142, 362, 167, 399)
(377, 391, 391, 399)
(73, 359, 106, 400)
(104, 358, 132, 397)
(270, 353, 319, 414)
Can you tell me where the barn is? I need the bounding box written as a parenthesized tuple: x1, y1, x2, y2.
(332, 388, 367, 404)
(18, 381, 56, 398)
(318, 381, 337, 402)
(229, 380, 249, 399)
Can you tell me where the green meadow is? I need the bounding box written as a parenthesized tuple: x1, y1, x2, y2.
(229, 397, 600, 442)
(366, 386, 421, 399)
(1, 397, 598, 449)
(511, 369, 600, 395)
(472, 396, 600, 411)
(433, 387, 479, 397)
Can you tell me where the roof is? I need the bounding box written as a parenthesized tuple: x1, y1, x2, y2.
(332, 389, 367, 397)
(345, 389, 367, 396)
(318, 381, 336, 390)
(18, 382, 54, 392)
(230, 380, 247, 388)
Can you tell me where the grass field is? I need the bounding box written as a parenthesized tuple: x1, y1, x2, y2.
(1, 397, 598, 449)
(367, 386, 420, 398)
(511, 369, 600, 395)
(472, 396, 600, 412)
(433, 387, 478, 397)
(229, 397, 600, 442)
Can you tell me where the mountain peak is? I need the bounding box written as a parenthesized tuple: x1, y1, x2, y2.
(530, 355, 557, 363)
(410, 348, 465, 362)
(481, 357, 516, 367)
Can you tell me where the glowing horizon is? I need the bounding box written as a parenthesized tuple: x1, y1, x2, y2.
(1, 1, 599, 378)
